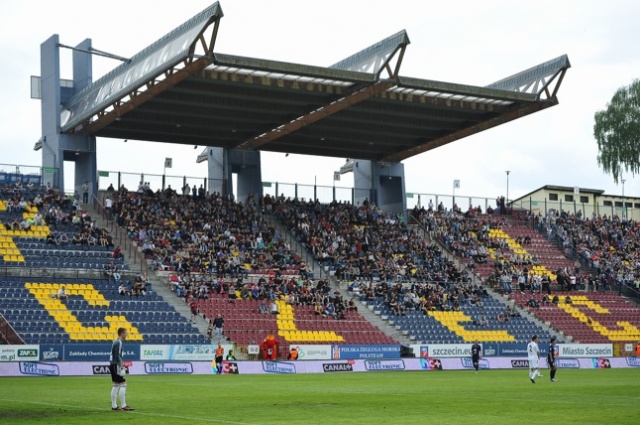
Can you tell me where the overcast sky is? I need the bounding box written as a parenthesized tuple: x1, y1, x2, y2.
(1, 0, 639, 205)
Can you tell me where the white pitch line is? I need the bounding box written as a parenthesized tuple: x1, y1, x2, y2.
(0, 398, 261, 425)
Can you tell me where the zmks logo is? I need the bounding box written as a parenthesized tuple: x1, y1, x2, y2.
(19, 362, 59, 376)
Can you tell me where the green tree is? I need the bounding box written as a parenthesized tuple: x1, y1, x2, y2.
(594, 79, 640, 183)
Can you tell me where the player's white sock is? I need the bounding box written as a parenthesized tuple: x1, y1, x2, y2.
(534, 370, 541, 378)
(529, 371, 533, 379)
(111, 385, 119, 408)
(119, 385, 127, 407)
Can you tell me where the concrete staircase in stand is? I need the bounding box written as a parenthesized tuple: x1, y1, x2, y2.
(89, 203, 212, 341)
(267, 213, 412, 346)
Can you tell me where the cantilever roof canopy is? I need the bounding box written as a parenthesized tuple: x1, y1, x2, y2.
(62, 2, 570, 163)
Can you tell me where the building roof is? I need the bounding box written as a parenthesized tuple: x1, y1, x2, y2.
(514, 185, 606, 202)
(61, 2, 570, 163)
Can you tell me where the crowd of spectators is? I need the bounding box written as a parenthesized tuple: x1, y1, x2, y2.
(411, 204, 601, 294)
(539, 209, 640, 293)
(1, 182, 114, 246)
(2, 180, 124, 283)
(348, 278, 490, 317)
(171, 272, 357, 321)
(271, 198, 497, 317)
(107, 187, 309, 277)
(104, 187, 499, 319)
(273, 198, 466, 284)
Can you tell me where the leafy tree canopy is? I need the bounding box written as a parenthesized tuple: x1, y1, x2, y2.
(594, 79, 640, 183)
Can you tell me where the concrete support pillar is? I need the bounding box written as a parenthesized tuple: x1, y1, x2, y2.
(40, 36, 96, 197)
(205, 148, 263, 203)
(353, 159, 406, 219)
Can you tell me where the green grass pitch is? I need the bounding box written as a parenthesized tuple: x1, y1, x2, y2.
(1, 369, 639, 424)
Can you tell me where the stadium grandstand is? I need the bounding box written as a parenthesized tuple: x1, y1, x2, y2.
(2, 1, 639, 362)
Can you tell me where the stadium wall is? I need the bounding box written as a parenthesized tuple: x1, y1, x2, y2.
(0, 343, 620, 363)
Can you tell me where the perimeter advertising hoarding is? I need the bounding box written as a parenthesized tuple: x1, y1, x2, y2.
(140, 344, 234, 361)
(0, 173, 41, 186)
(333, 345, 400, 359)
(40, 345, 64, 361)
(411, 344, 472, 358)
(498, 343, 550, 357)
(625, 357, 640, 367)
(0, 345, 40, 362)
(64, 344, 140, 361)
(411, 343, 554, 358)
(0, 357, 636, 377)
(557, 344, 613, 358)
(18, 361, 60, 376)
(480, 343, 499, 357)
(289, 345, 331, 360)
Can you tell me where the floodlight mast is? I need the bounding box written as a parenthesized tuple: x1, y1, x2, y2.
(58, 43, 131, 63)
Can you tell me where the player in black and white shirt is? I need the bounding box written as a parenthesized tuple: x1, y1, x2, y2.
(547, 336, 558, 382)
(109, 328, 134, 411)
(471, 341, 482, 373)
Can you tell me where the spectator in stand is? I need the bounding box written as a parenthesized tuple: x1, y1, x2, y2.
(270, 300, 279, 314)
(347, 297, 358, 312)
(17, 215, 29, 230)
(105, 195, 113, 217)
(206, 319, 214, 340)
(81, 181, 88, 203)
(212, 314, 224, 342)
(189, 299, 199, 323)
(33, 212, 44, 226)
(132, 279, 146, 297)
(46, 232, 58, 245)
(113, 245, 124, 260)
(57, 285, 68, 300)
(112, 265, 122, 282)
(58, 233, 69, 245)
(72, 233, 83, 245)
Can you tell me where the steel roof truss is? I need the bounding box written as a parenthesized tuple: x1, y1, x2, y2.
(235, 80, 396, 151)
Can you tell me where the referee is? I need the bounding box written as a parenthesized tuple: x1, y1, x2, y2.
(547, 336, 558, 382)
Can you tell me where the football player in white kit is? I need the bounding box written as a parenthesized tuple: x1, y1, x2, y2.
(528, 335, 542, 383)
